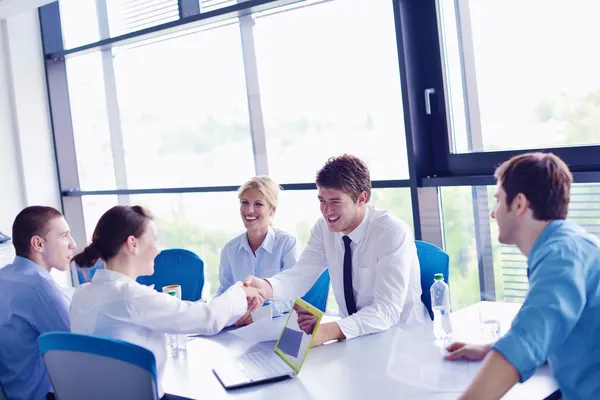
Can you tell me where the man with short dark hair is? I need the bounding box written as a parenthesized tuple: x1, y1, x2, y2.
(245, 154, 427, 346)
(446, 152, 600, 399)
(0, 206, 76, 400)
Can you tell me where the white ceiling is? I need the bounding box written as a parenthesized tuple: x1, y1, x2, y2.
(0, 0, 56, 19)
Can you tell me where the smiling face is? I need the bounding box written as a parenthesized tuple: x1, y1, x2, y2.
(35, 216, 77, 272)
(240, 188, 274, 234)
(318, 186, 367, 235)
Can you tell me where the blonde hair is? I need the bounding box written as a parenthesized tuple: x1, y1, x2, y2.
(237, 176, 281, 210)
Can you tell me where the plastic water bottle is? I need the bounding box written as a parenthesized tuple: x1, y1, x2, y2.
(166, 290, 179, 357)
(431, 273, 452, 340)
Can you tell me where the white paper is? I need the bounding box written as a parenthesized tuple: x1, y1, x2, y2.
(251, 304, 273, 322)
(228, 317, 286, 342)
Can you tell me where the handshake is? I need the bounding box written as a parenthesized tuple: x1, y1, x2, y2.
(236, 276, 274, 327)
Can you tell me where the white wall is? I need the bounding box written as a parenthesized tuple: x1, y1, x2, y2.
(0, 20, 26, 233)
(0, 10, 67, 285)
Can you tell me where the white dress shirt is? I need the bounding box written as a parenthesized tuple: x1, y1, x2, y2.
(69, 269, 247, 397)
(216, 227, 299, 317)
(268, 204, 427, 339)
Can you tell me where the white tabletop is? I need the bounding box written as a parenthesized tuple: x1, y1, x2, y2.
(163, 301, 558, 400)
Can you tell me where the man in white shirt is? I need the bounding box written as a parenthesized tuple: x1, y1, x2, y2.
(245, 154, 427, 346)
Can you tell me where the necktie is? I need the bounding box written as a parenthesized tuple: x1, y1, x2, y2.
(342, 235, 357, 315)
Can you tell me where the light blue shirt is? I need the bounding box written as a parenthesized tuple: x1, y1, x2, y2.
(493, 220, 600, 400)
(217, 227, 299, 317)
(0, 256, 70, 400)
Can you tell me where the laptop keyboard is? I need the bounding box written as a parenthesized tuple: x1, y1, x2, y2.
(232, 351, 293, 381)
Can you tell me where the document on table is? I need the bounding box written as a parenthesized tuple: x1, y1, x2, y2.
(387, 327, 481, 393)
(228, 317, 285, 342)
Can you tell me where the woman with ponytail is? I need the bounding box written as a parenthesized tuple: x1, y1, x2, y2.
(69, 205, 265, 398)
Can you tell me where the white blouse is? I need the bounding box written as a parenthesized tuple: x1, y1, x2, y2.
(69, 269, 247, 396)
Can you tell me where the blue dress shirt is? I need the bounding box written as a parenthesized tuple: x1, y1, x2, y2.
(0, 256, 70, 400)
(217, 227, 299, 317)
(493, 220, 600, 400)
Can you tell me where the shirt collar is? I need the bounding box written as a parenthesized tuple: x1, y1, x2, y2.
(240, 226, 275, 254)
(12, 255, 53, 281)
(528, 219, 565, 262)
(340, 205, 371, 245)
(91, 268, 135, 284)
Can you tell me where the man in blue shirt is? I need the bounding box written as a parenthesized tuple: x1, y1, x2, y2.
(445, 152, 600, 400)
(0, 206, 76, 400)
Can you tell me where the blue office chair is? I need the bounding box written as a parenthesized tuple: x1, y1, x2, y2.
(75, 259, 105, 285)
(415, 240, 450, 321)
(137, 248, 204, 301)
(38, 332, 159, 400)
(301, 269, 330, 312)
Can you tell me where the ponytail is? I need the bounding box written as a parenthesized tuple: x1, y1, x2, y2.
(73, 242, 102, 268)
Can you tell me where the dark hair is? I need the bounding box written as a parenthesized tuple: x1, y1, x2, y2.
(316, 154, 372, 202)
(73, 205, 153, 268)
(494, 152, 572, 220)
(12, 206, 63, 258)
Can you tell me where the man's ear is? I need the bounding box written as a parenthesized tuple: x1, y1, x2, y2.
(30, 235, 45, 254)
(357, 191, 368, 205)
(513, 193, 530, 216)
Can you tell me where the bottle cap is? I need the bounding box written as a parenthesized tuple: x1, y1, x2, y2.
(434, 273, 444, 281)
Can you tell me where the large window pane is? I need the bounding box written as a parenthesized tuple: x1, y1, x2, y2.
(66, 52, 117, 191)
(254, 0, 409, 183)
(113, 23, 254, 189)
(440, 0, 600, 152)
(440, 186, 481, 310)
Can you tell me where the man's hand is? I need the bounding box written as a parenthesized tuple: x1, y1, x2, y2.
(294, 304, 318, 335)
(444, 342, 492, 361)
(311, 321, 345, 347)
(244, 275, 273, 298)
(241, 285, 265, 313)
(235, 311, 253, 327)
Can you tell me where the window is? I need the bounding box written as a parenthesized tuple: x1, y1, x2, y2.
(59, 0, 179, 50)
(66, 52, 117, 191)
(112, 23, 254, 189)
(439, 0, 600, 153)
(81, 195, 120, 242)
(440, 186, 481, 310)
(492, 183, 600, 303)
(253, 0, 409, 183)
(440, 183, 600, 309)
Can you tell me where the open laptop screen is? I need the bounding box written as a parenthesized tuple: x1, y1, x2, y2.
(273, 297, 324, 373)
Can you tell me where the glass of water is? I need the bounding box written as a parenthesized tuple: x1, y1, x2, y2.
(478, 301, 501, 341)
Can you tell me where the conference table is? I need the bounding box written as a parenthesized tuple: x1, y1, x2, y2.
(163, 301, 559, 400)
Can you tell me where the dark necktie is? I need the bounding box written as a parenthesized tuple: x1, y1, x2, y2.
(342, 235, 357, 315)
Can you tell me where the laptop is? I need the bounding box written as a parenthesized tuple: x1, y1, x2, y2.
(213, 297, 324, 389)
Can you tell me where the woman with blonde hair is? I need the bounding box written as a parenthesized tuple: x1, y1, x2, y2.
(216, 176, 300, 326)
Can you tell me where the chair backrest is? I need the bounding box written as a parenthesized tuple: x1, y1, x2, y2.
(137, 248, 204, 301)
(38, 332, 159, 400)
(75, 259, 105, 285)
(415, 240, 450, 320)
(301, 269, 330, 312)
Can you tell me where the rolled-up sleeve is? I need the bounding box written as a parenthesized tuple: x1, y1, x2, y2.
(336, 226, 415, 339)
(492, 246, 586, 382)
